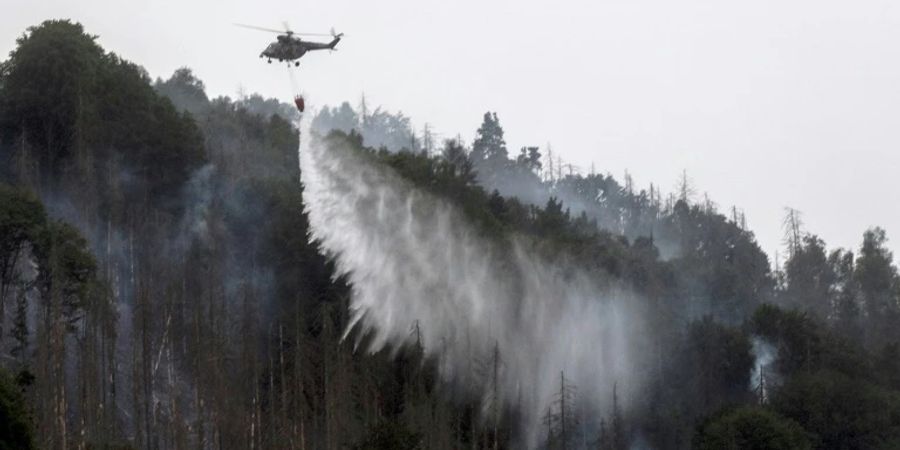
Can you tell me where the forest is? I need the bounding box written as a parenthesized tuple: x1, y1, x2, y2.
(2, 19, 900, 450)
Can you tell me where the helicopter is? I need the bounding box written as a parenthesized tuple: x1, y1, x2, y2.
(236, 23, 343, 67)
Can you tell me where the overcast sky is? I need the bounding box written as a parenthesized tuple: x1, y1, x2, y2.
(4, 0, 900, 262)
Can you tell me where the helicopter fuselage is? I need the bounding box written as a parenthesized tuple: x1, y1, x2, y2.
(259, 34, 341, 64)
(261, 37, 307, 61)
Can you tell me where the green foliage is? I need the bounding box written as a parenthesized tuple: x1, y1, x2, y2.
(0, 369, 34, 450)
(778, 227, 900, 348)
(772, 371, 900, 449)
(0, 185, 46, 291)
(0, 19, 205, 205)
(469, 111, 511, 192)
(152, 67, 209, 116)
(0, 184, 45, 246)
(750, 304, 870, 379)
(0, 20, 104, 159)
(828, 248, 863, 341)
(747, 304, 900, 449)
(313, 102, 359, 136)
(312, 100, 418, 152)
(92, 55, 205, 202)
(516, 146, 542, 173)
(694, 406, 811, 450)
(0, 181, 99, 333)
(471, 112, 507, 162)
(32, 220, 97, 308)
(684, 317, 754, 410)
(856, 228, 896, 302)
(856, 228, 900, 346)
(199, 94, 300, 180)
(441, 139, 475, 185)
(0, 183, 100, 336)
(665, 200, 773, 322)
(237, 93, 300, 123)
(783, 235, 834, 317)
(751, 304, 825, 374)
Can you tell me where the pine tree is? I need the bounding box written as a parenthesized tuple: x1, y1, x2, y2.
(676, 169, 695, 204)
(471, 112, 507, 162)
(855, 228, 900, 345)
(782, 207, 804, 259)
(543, 371, 579, 449)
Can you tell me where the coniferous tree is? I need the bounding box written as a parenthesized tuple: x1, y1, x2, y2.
(783, 234, 835, 318)
(470, 112, 507, 163)
(441, 139, 475, 185)
(830, 249, 862, 340)
(543, 371, 579, 450)
(855, 228, 900, 346)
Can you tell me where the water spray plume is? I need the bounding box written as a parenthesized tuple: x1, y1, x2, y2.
(299, 129, 649, 447)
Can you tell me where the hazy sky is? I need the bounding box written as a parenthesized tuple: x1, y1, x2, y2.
(4, 0, 900, 261)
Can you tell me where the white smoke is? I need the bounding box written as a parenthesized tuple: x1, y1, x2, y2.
(299, 130, 649, 448)
(750, 337, 778, 403)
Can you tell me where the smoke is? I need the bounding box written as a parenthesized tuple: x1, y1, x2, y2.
(750, 337, 778, 402)
(300, 130, 650, 448)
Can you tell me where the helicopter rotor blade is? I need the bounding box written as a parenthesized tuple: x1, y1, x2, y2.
(234, 23, 334, 37)
(234, 23, 285, 34)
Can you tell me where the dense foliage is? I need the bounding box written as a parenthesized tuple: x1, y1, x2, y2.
(0, 368, 34, 450)
(694, 406, 810, 450)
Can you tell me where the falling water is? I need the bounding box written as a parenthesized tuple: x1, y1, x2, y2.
(299, 130, 649, 447)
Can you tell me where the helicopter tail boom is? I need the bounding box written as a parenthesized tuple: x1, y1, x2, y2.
(327, 34, 342, 49)
(302, 32, 343, 51)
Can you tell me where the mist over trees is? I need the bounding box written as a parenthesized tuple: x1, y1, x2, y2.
(311, 96, 419, 154)
(310, 103, 900, 449)
(1, 18, 899, 450)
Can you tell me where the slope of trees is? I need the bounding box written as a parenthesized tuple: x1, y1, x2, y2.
(0, 20, 483, 450)
(312, 97, 419, 153)
(318, 108, 900, 449)
(694, 406, 810, 450)
(0, 184, 104, 448)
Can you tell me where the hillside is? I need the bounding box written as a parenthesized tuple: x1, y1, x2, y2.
(1, 19, 900, 450)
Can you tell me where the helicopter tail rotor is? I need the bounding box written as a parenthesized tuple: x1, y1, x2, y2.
(327, 29, 343, 51)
